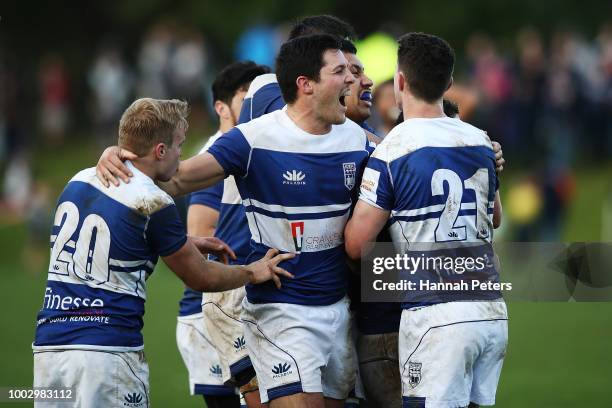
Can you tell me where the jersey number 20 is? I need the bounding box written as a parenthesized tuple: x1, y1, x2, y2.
(50, 201, 111, 284)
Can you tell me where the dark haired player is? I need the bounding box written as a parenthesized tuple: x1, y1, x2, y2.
(345, 33, 507, 408)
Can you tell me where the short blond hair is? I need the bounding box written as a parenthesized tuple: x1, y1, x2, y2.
(118, 98, 189, 156)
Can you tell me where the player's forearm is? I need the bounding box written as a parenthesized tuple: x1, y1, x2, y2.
(345, 221, 366, 261)
(187, 259, 251, 292)
(345, 201, 389, 260)
(158, 154, 226, 197)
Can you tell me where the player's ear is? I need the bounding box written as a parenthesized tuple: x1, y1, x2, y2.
(446, 76, 453, 91)
(215, 101, 230, 120)
(296, 75, 313, 96)
(154, 143, 166, 160)
(395, 70, 405, 93)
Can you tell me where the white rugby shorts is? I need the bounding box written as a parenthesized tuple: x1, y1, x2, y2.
(399, 301, 508, 408)
(33, 349, 149, 408)
(176, 313, 236, 396)
(241, 296, 357, 403)
(202, 287, 253, 384)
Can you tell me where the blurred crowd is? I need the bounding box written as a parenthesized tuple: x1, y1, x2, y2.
(1, 21, 611, 248)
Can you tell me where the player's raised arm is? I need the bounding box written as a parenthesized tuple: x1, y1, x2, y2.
(96, 147, 226, 197)
(158, 152, 225, 197)
(97, 124, 251, 197)
(96, 146, 138, 186)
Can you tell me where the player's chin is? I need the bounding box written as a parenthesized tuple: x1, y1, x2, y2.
(330, 107, 347, 125)
(359, 104, 372, 118)
(331, 112, 347, 125)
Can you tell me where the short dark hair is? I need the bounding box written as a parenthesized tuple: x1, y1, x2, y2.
(443, 99, 459, 117)
(212, 61, 270, 105)
(276, 34, 342, 104)
(397, 33, 455, 103)
(340, 39, 357, 55)
(288, 15, 356, 41)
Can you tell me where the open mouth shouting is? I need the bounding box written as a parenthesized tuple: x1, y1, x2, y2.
(339, 88, 351, 111)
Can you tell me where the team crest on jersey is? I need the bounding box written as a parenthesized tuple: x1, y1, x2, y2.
(291, 221, 304, 251)
(408, 361, 422, 388)
(343, 162, 356, 190)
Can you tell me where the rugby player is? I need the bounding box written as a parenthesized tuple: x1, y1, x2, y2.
(192, 17, 358, 408)
(199, 16, 359, 408)
(177, 61, 269, 408)
(344, 33, 508, 408)
(33, 98, 293, 408)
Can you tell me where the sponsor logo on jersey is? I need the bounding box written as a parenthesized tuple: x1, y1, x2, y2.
(123, 392, 144, 407)
(43, 287, 105, 310)
(477, 224, 490, 239)
(343, 162, 356, 190)
(291, 222, 304, 251)
(271, 362, 293, 379)
(233, 335, 246, 351)
(282, 170, 306, 185)
(302, 232, 343, 251)
(361, 179, 375, 192)
(408, 361, 422, 388)
(210, 364, 223, 377)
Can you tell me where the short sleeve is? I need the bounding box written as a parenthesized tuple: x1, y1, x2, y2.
(207, 128, 251, 178)
(146, 204, 187, 257)
(188, 181, 223, 212)
(359, 156, 395, 211)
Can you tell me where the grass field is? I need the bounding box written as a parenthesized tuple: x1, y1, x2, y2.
(0, 141, 610, 406)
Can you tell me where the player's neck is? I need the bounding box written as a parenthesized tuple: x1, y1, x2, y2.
(129, 157, 157, 181)
(218, 118, 234, 134)
(401, 94, 445, 120)
(286, 104, 332, 135)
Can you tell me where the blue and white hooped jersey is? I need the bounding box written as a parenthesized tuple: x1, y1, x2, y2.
(360, 117, 500, 307)
(34, 162, 186, 351)
(208, 109, 371, 306)
(361, 117, 498, 244)
(238, 74, 284, 124)
(237, 74, 400, 331)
